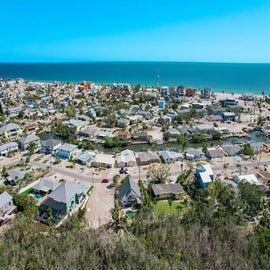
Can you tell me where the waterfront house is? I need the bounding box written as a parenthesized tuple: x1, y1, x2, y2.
(41, 139, 62, 154)
(0, 191, 16, 224)
(32, 178, 61, 195)
(221, 143, 242, 156)
(93, 153, 115, 168)
(137, 151, 160, 165)
(65, 119, 84, 132)
(96, 129, 114, 140)
(117, 130, 129, 140)
(206, 115, 223, 122)
(196, 124, 214, 134)
(75, 151, 95, 165)
(38, 181, 87, 224)
(0, 123, 22, 141)
(195, 164, 214, 189)
(201, 88, 211, 99)
(57, 143, 78, 160)
(185, 148, 204, 161)
(220, 112, 236, 122)
(19, 134, 40, 151)
(0, 142, 18, 157)
(169, 127, 181, 138)
(116, 177, 142, 207)
(206, 147, 225, 159)
(131, 131, 149, 142)
(152, 183, 185, 200)
(78, 128, 97, 139)
(117, 149, 136, 168)
(161, 150, 182, 163)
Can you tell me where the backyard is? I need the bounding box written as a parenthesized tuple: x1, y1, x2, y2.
(155, 200, 187, 215)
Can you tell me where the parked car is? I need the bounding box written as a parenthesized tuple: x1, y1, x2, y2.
(101, 178, 109, 183)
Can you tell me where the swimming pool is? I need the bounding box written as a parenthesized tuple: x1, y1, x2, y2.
(33, 194, 43, 202)
(125, 210, 134, 219)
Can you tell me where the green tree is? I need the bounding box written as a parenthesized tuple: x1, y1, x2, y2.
(238, 181, 263, 216)
(177, 133, 188, 152)
(212, 131, 222, 140)
(243, 144, 254, 157)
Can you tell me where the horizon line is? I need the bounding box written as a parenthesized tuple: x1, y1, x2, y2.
(0, 60, 269, 65)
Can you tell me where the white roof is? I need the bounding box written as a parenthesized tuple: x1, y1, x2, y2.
(199, 171, 212, 184)
(95, 153, 115, 165)
(202, 164, 214, 176)
(236, 174, 263, 186)
(117, 149, 136, 164)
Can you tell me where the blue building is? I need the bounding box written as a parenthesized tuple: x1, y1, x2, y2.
(159, 100, 166, 109)
(220, 112, 236, 122)
(195, 164, 214, 189)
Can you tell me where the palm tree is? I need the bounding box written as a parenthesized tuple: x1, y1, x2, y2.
(177, 133, 188, 152)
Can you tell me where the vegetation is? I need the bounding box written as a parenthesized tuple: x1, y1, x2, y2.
(0, 180, 269, 270)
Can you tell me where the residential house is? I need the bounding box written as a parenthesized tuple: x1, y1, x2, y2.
(117, 118, 129, 128)
(220, 112, 236, 122)
(201, 87, 211, 99)
(116, 177, 143, 207)
(78, 128, 97, 139)
(249, 142, 263, 154)
(38, 181, 87, 223)
(6, 168, 26, 185)
(65, 119, 84, 132)
(117, 130, 129, 141)
(221, 143, 242, 156)
(233, 173, 265, 188)
(161, 150, 182, 163)
(185, 148, 204, 161)
(75, 151, 95, 165)
(23, 123, 38, 134)
(207, 115, 223, 122)
(32, 178, 61, 195)
(169, 127, 181, 138)
(96, 129, 114, 140)
(137, 151, 160, 165)
(19, 134, 40, 151)
(41, 139, 62, 154)
(196, 124, 214, 134)
(152, 183, 185, 200)
(176, 85, 185, 96)
(0, 123, 22, 141)
(195, 164, 214, 189)
(131, 131, 149, 142)
(117, 149, 136, 168)
(0, 142, 18, 157)
(0, 191, 16, 224)
(93, 153, 115, 168)
(57, 143, 78, 160)
(206, 147, 225, 159)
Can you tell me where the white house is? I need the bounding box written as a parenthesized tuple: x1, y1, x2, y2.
(117, 149, 136, 168)
(93, 153, 115, 168)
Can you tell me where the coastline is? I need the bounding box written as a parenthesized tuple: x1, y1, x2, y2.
(0, 62, 269, 95)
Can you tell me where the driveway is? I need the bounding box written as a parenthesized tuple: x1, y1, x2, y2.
(85, 182, 114, 229)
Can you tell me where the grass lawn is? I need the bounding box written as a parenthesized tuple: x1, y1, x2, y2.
(21, 188, 33, 196)
(155, 200, 186, 215)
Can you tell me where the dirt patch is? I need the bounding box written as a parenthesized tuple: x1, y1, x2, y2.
(85, 183, 114, 229)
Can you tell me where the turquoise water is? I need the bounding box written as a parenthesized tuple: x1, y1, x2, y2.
(125, 210, 134, 219)
(33, 194, 43, 201)
(0, 62, 269, 94)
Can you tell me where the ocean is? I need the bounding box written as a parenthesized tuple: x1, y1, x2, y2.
(0, 62, 269, 95)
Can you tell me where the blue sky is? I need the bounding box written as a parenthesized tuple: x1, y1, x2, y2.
(0, 0, 269, 63)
